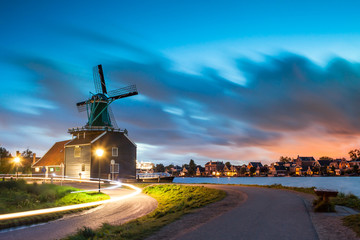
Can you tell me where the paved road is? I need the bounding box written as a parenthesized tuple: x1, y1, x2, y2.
(0, 183, 157, 240)
(179, 185, 319, 240)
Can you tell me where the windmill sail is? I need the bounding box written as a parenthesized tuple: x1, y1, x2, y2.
(108, 85, 138, 100)
(93, 66, 103, 94)
(108, 106, 118, 129)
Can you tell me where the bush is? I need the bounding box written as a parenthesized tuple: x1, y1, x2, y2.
(313, 199, 335, 212)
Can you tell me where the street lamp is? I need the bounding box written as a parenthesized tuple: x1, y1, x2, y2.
(14, 157, 20, 179)
(96, 149, 104, 193)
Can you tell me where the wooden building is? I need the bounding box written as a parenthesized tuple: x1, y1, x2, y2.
(65, 128, 136, 180)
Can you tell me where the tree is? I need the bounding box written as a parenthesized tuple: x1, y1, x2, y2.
(349, 149, 360, 161)
(320, 166, 328, 176)
(225, 162, 231, 168)
(279, 156, 291, 163)
(0, 147, 12, 174)
(21, 148, 33, 158)
(0, 147, 11, 158)
(155, 164, 165, 172)
(165, 164, 174, 172)
(319, 156, 334, 161)
(353, 165, 359, 174)
(240, 167, 247, 176)
(249, 167, 256, 176)
(188, 159, 196, 176)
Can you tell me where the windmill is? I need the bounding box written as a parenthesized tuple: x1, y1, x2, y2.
(76, 64, 138, 128)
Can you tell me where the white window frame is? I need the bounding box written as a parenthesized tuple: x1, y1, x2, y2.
(112, 147, 118, 157)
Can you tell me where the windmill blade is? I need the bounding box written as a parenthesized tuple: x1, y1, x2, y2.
(108, 106, 119, 129)
(93, 66, 102, 94)
(76, 100, 87, 112)
(97, 65, 107, 94)
(108, 84, 138, 100)
(77, 104, 87, 112)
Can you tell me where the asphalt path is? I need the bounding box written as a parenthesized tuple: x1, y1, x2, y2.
(0, 182, 157, 240)
(178, 185, 319, 240)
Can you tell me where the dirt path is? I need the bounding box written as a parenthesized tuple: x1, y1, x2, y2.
(147, 185, 359, 240)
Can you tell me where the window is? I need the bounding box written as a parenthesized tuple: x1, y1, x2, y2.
(81, 164, 85, 172)
(35, 167, 40, 172)
(74, 146, 81, 158)
(56, 167, 60, 171)
(50, 167, 54, 172)
(110, 163, 119, 173)
(112, 147, 118, 157)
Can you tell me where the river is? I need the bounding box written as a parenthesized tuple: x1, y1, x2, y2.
(173, 176, 360, 196)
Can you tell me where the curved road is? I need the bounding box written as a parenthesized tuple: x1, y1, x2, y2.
(178, 185, 318, 240)
(0, 183, 157, 240)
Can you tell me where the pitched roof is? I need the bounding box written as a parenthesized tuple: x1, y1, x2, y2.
(33, 140, 71, 167)
(66, 131, 106, 146)
(249, 162, 263, 167)
(317, 160, 331, 167)
(298, 156, 315, 161)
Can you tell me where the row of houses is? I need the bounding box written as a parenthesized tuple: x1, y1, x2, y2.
(167, 156, 360, 177)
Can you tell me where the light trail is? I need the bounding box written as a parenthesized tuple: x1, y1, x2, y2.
(0, 180, 142, 221)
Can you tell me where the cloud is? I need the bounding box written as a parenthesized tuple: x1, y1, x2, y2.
(4, 32, 360, 164)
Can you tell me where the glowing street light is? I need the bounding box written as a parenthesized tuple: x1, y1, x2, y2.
(14, 157, 20, 179)
(96, 149, 104, 193)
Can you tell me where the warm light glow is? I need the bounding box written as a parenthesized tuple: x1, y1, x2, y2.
(96, 149, 104, 157)
(0, 180, 141, 221)
(14, 157, 20, 163)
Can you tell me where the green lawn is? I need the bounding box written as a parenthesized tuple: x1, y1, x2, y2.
(0, 179, 109, 214)
(66, 184, 226, 240)
(0, 179, 109, 229)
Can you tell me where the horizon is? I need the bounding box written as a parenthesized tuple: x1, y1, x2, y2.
(2, 1, 360, 166)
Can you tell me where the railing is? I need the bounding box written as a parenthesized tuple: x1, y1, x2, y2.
(68, 126, 127, 134)
(136, 172, 172, 179)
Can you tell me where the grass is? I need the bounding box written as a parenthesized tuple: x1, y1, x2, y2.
(343, 214, 360, 237)
(0, 179, 109, 229)
(66, 184, 226, 240)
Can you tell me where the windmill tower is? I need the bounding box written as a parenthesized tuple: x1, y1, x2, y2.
(65, 65, 138, 180)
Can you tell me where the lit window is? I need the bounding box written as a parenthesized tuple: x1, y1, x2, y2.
(81, 164, 85, 172)
(50, 167, 54, 172)
(35, 167, 40, 172)
(74, 146, 81, 158)
(112, 147, 118, 157)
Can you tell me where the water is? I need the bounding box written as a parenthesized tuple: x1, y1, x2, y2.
(173, 176, 360, 197)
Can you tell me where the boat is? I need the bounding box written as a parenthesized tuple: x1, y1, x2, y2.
(136, 172, 174, 183)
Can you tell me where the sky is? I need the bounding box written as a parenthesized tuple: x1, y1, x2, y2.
(2, 0, 360, 166)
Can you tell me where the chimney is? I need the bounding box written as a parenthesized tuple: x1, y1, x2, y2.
(33, 153, 36, 164)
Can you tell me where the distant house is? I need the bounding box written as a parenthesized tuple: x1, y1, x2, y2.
(223, 165, 237, 177)
(205, 161, 224, 176)
(295, 156, 315, 169)
(179, 166, 188, 176)
(196, 166, 205, 176)
(269, 165, 287, 176)
(170, 165, 182, 176)
(32, 140, 70, 177)
(247, 162, 263, 169)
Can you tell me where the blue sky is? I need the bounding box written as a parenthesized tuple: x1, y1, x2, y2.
(2, 0, 360, 165)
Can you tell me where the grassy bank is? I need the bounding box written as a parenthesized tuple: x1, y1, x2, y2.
(0, 179, 109, 229)
(67, 184, 226, 240)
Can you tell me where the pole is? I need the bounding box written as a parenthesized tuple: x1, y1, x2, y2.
(16, 165, 18, 179)
(98, 156, 101, 193)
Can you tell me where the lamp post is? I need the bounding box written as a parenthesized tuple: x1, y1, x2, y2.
(96, 149, 104, 193)
(14, 157, 20, 179)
